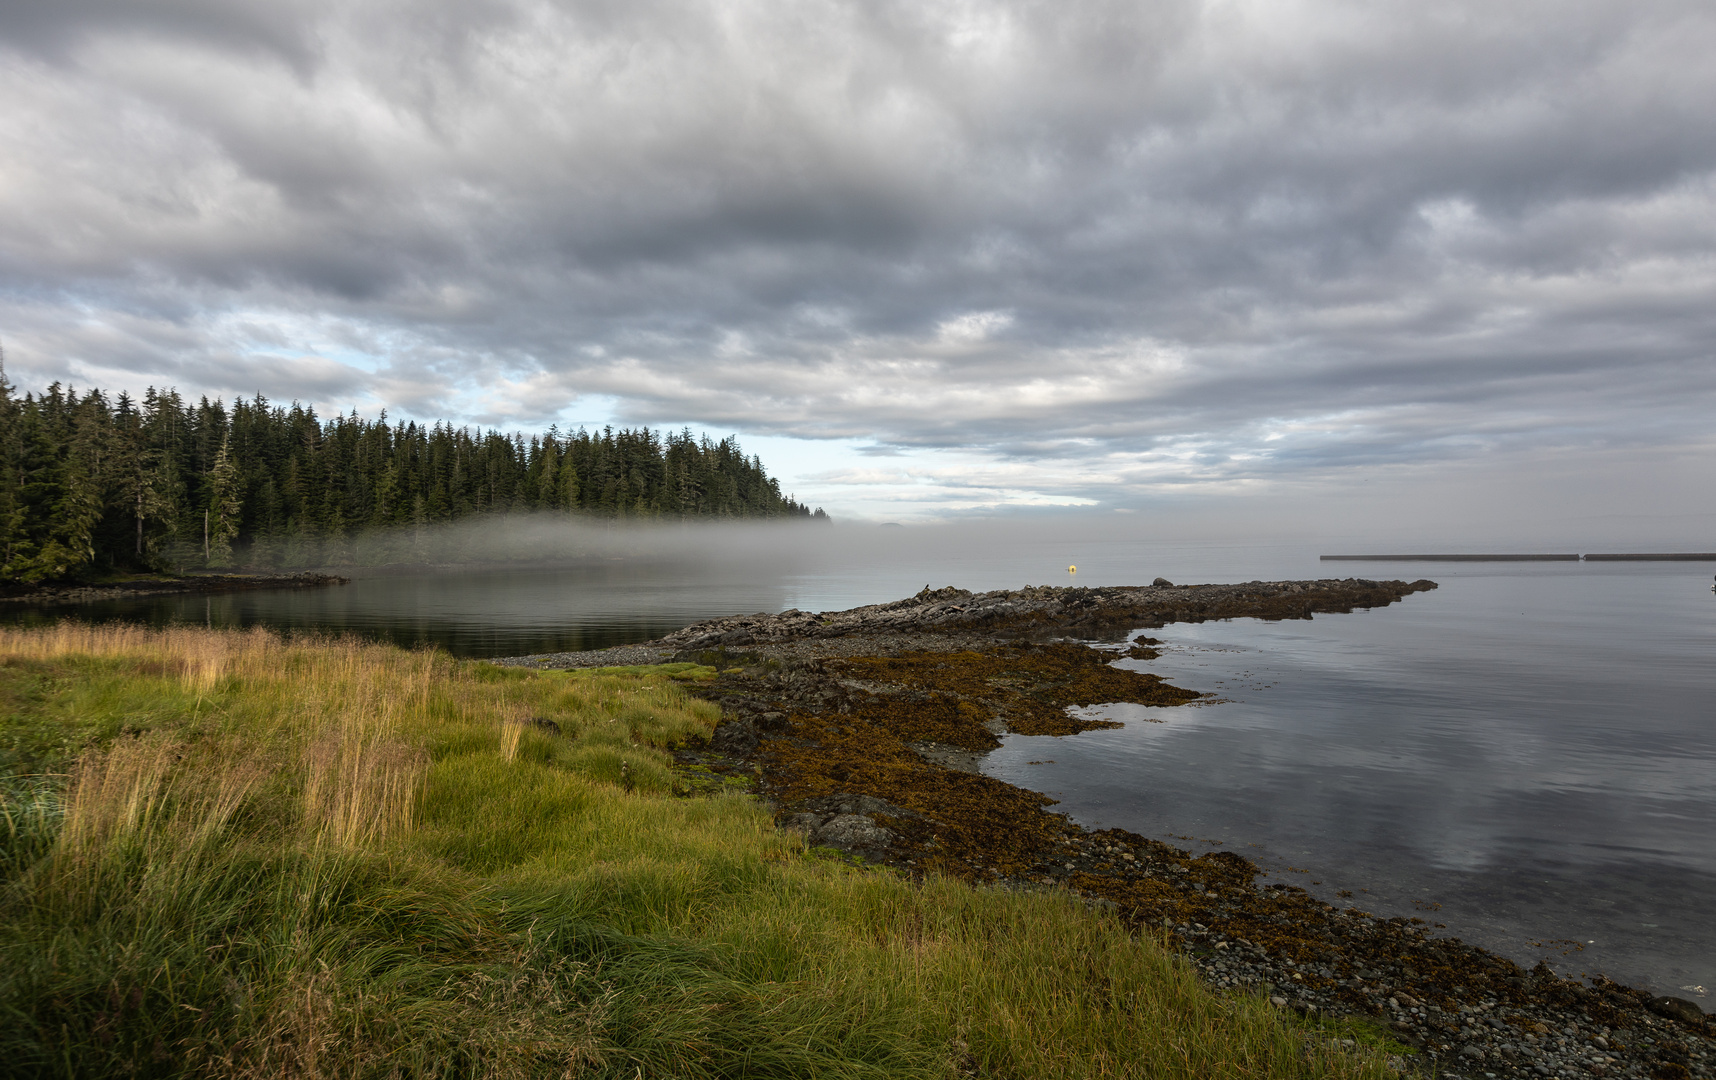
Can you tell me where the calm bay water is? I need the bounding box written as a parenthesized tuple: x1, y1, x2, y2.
(4, 529, 1711, 997)
(985, 559, 1716, 999)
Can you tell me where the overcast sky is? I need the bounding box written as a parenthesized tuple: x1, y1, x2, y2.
(1, 0, 1712, 531)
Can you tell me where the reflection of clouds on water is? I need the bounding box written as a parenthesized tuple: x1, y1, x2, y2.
(989, 562, 1716, 993)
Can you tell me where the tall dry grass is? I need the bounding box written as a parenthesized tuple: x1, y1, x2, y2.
(0, 623, 1401, 1080)
(2, 623, 438, 856)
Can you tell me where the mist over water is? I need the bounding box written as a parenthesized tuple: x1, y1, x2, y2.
(7, 516, 1337, 655)
(6, 516, 1712, 998)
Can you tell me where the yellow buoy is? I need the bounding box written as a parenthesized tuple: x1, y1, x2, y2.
(1067, 565, 1077, 573)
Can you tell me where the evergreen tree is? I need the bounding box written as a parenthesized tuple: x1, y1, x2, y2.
(0, 378, 826, 581)
(205, 436, 242, 567)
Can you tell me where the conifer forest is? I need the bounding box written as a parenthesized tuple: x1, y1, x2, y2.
(0, 370, 827, 582)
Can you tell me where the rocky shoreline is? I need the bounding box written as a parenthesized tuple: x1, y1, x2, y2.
(497, 578, 1714, 1080)
(0, 572, 349, 605)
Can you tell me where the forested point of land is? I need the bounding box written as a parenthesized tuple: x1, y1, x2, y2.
(0, 369, 827, 583)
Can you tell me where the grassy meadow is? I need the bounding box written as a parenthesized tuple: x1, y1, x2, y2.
(0, 623, 1397, 1079)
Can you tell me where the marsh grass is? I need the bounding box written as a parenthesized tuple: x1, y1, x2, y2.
(0, 624, 1396, 1079)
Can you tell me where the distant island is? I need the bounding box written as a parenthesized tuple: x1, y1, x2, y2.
(0, 372, 825, 583)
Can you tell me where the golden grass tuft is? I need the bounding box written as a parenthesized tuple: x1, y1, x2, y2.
(57, 732, 178, 851)
(300, 723, 426, 848)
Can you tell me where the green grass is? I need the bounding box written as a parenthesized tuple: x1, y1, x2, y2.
(0, 623, 1399, 1079)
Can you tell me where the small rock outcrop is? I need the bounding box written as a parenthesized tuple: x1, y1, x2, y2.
(778, 793, 918, 859)
(1651, 996, 1710, 1025)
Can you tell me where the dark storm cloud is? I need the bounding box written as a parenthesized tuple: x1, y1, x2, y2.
(0, 0, 326, 70)
(1, 0, 1713, 511)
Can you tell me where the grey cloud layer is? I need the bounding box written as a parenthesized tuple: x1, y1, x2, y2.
(1, 0, 1712, 501)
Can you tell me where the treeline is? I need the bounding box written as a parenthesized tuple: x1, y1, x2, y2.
(0, 369, 826, 582)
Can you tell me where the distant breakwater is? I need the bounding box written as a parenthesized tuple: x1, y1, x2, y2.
(1321, 553, 1716, 562)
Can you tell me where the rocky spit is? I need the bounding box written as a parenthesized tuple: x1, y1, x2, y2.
(509, 577, 1440, 668)
(653, 577, 1442, 650)
(498, 579, 1714, 1080)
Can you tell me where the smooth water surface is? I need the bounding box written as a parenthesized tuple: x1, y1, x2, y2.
(984, 560, 1716, 997)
